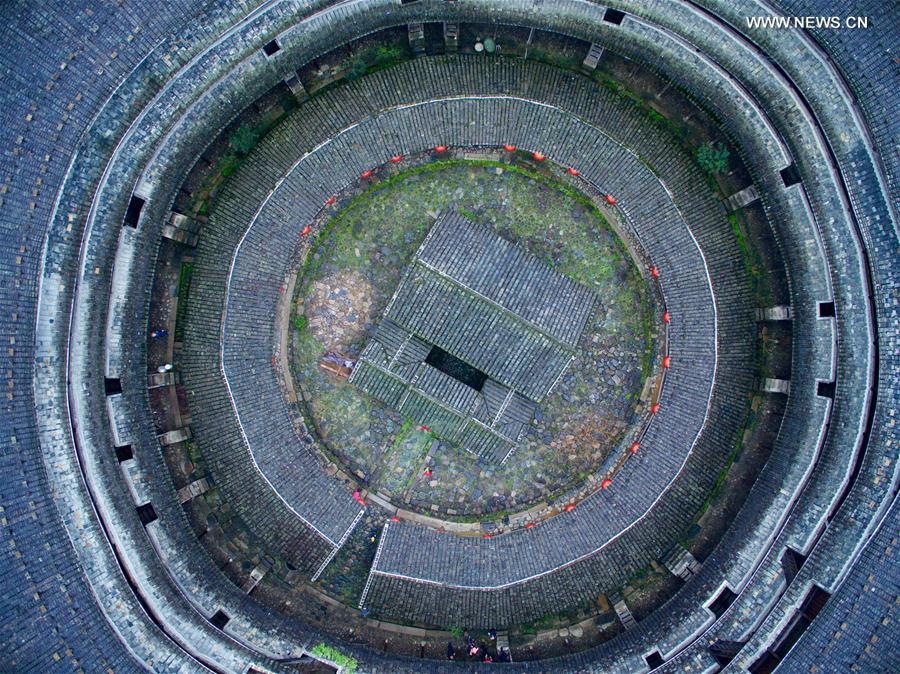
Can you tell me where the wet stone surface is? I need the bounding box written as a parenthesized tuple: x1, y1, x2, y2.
(291, 160, 657, 519)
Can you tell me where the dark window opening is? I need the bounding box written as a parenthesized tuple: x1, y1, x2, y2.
(115, 444, 133, 462)
(749, 651, 780, 674)
(780, 163, 801, 187)
(123, 195, 144, 228)
(210, 609, 230, 629)
(136, 502, 157, 526)
(772, 611, 816, 659)
(757, 586, 831, 666)
(104, 377, 122, 396)
(262, 39, 281, 57)
(425, 346, 488, 391)
(708, 586, 737, 618)
(781, 547, 807, 585)
(644, 650, 664, 669)
(603, 8, 626, 24)
(817, 380, 835, 399)
(818, 301, 835, 317)
(400, 0, 421, 4)
(800, 585, 831, 620)
(709, 640, 744, 667)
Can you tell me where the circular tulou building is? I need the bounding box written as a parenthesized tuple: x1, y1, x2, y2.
(1, 1, 898, 672)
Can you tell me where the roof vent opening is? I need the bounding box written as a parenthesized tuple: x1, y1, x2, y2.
(644, 650, 665, 669)
(115, 444, 133, 462)
(603, 8, 626, 25)
(425, 345, 488, 391)
(780, 163, 801, 187)
(262, 39, 281, 57)
(123, 195, 145, 228)
(818, 301, 835, 317)
(104, 377, 122, 396)
(708, 586, 737, 618)
(817, 380, 835, 399)
(210, 609, 230, 629)
(136, 502, 157, 526)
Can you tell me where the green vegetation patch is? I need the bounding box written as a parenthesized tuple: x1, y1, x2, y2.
(174, 260, 193, 342)
(345, 44, 411, 80)
(310, 643, 358, 672)
(728, 212, 772, 307)
(695, 142, 730, 176)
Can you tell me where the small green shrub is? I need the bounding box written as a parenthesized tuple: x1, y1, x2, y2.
(218, 154, 241, 178)
(228, 124, 261, 156)
(372, 45, 402, 66)
(695, 142, 730, 175)
(345, 54, 367, 80)
(294, 314, 308, 332)
(646, 108, 666, 127)
(346, 44, 406, 81)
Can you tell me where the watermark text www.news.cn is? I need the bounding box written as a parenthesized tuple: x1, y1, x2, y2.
(745, 15, 870, 29)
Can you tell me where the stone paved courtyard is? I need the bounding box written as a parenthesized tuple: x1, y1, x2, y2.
(291, 159, 658, 519)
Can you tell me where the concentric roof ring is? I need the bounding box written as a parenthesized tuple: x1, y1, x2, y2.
(12, 0, 893, 671)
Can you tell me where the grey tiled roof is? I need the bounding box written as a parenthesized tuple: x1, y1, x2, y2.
(416, 211, 595, 346)
(351, 349, 523, 463)
(387, 264, 573, 400)
(386, 211, 590, 401)
(352, 210, 590, 461)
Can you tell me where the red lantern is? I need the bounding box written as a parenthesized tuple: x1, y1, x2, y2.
(503, 144, 517, 152)
(604, 194, 617, 205)
(352, 490, 366, 506)
(630, 441, 640, 454)
(651, 403, 661, 414)
(300, 225, 311, 237)
(663, 356, 671, 369)
(434, 145, 447, 153)
(390, 516, 400, 523)
(567, 167, 580, 176)
(390, 155, 403, 164)
(564, 503, 576, 512)
(361, 169, 373, 179)
(663, 311, 671, 324)
(532, 152, 546, 161)
(651, 266, 660, 279)
(601, 478, 613, 489)
(325, 195, 336, 206)
(483, 534, 492, 539)
(524, 522, 535, 529)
